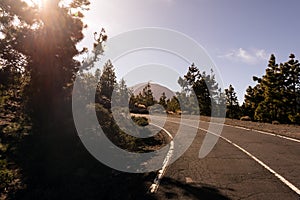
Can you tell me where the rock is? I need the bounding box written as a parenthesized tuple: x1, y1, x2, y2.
(240, 116, 251, 121)
(136, 103, 146, 109)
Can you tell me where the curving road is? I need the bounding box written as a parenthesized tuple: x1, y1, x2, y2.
(148, 115, 300, 200)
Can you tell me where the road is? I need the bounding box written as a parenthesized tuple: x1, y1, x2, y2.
(147, 115, 300, 200)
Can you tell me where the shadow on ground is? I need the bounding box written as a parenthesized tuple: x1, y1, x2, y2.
(156, 177, 231, 200)
(6, 126, 157, 200)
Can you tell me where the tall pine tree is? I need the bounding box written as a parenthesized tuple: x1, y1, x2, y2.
(225, 84, 240, 119)
(158, 92, 167, 109)
(1, 0, 102, 132)
(98, 60, 116, 99)
(244, 54, 300, 124)
(281, 54, 300, 123)
(183, 64, 219, 116)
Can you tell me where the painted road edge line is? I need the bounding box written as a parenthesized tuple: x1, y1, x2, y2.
(181, 116, 300, 143)
(219, 122, 300, 143)
(168, 119, 300, 196)
(148, 123, 174, 193)
(149, 116, 300, 143)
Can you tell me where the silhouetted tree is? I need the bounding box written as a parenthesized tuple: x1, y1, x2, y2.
(97, 60, 116, 100)
(225, 85, 240, 119)
(243, 54, 300, 124)
(1, 0, 106, 132)
(183, 64, 219, 116)
(134, 83, 156, 107)
(113, 78, 130, 107)
(158, 92, 167, 109)
(167, 96, 180, 113)
(281, 54, 300, 123)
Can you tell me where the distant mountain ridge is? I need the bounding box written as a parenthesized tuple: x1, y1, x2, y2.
(131, 82, 175, 100)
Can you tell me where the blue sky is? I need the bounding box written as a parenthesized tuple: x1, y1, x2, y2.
(79, 0, 300, 103)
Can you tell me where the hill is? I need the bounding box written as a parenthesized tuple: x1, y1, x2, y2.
(131, 82, 175, 101)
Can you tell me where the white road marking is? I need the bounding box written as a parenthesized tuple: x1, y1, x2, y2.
(212, 121, 300, 143)
(168, 119, 300, 196)
(148, 123, 174, 193)
(164, 116, 300, 143)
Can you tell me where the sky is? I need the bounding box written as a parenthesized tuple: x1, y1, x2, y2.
(78, 0, 300, 103)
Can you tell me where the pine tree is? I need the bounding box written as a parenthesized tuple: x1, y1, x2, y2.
(98, 60, 117, 100)
(281, 54, 300, 123)
(243, 85, 263, 119)
(167, 96, 180, 113)
(183, 64, 219, 116)
(141, 83, 155, 107)
(243, 54, 300, 124)
(0, 0, 104, 131)
(0, 0, 36, 122)
(129, 93, 137, 110)
(254, 54, 284, 122)
(225, 84, 240, 119)
(158, 92, 167, 109)
(76, 69, 100, 102)
(128, 83, 155, 111)
(0, 0, 36, 73)
(113, 78, 130, 107)
(216, 88, 226, 117)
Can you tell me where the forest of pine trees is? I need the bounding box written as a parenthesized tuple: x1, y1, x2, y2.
(76, 54, 300, 126)
(127, 55, 300, 125)
(0, 0, 299, 198)
(243, 54, 300, 124)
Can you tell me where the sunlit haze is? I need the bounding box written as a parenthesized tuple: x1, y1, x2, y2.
(23, 0, 44, 8)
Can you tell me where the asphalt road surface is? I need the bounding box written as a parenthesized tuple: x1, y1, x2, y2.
(147, 115, 300, 200)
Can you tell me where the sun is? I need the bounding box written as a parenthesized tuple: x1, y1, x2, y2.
(23, 0, 44, 8)
(23, 0, 73, 9)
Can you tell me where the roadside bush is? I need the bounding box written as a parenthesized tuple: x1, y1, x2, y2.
(288, 113, 300, 124)
(0, 159, 14, 193)
(131, 116, 149, 126)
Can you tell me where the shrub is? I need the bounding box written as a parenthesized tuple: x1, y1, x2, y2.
(288, 113, 300, 124)
(0, 159, 14, 193)
(131, 116, 149, 126)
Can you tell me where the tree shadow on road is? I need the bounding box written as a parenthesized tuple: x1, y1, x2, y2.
(157, 177, 231, 200)
(8, 126, 158, 200)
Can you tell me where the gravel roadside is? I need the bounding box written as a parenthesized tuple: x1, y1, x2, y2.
(198, 116, 300, 140)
